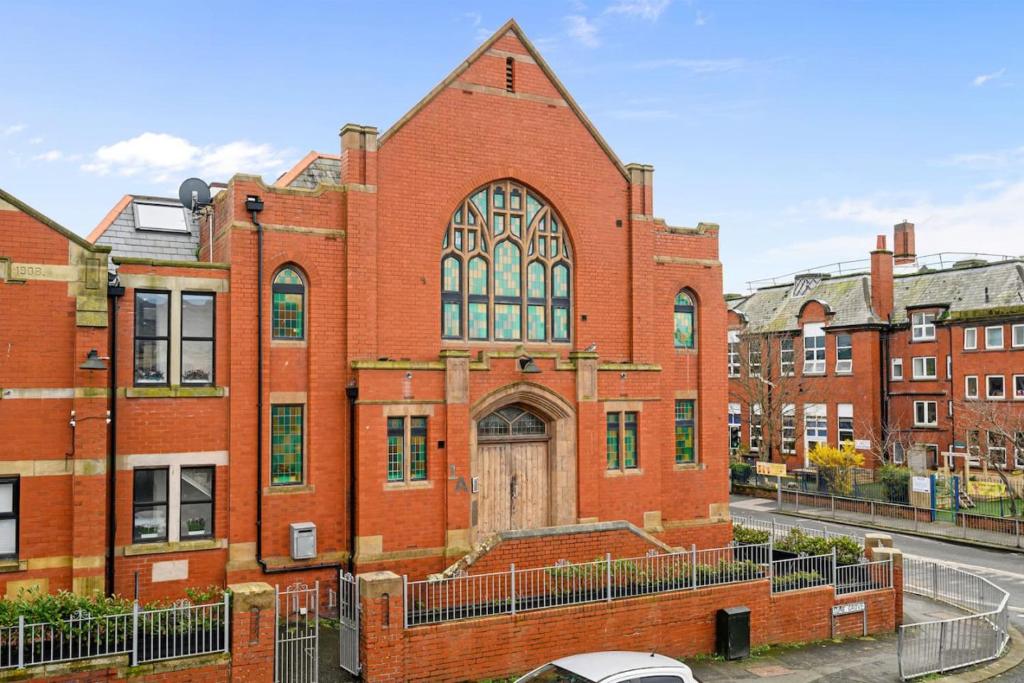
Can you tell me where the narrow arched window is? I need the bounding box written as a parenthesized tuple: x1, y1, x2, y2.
(272, 267, 305, 340)
(441, 180, 572, 342)
(674, 290, 695, 349)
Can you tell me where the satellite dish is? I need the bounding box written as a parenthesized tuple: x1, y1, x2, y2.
(178, 177, 212, 211)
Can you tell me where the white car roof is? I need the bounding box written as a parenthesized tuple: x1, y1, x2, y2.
(552, 651, 691, 681)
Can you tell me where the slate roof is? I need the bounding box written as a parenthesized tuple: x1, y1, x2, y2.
(274, 152, 341, 189)
(730, 259, 1024, 331)
(90, 195, 200, 262)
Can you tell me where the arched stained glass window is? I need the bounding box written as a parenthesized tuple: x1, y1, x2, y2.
(272, 267, 305, 340)
(674, 290, 696, 349)
(441, 180, 572, 342)
(477, 406, 547, 440)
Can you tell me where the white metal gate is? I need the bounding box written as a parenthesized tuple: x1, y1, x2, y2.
(275, 581, 319, 683)
(339, 571, 360, 675)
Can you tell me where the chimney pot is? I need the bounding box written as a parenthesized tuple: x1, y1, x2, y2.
(876, 235, 887, 251)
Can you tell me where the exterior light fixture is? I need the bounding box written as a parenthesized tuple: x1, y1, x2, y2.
(518, 356, 541, 374)
(80, 349, 108, 371)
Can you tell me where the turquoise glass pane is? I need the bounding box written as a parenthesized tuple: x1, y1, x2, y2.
(551, 237, 558, 255)
(510, 189, 522, 210)
(471, 189, 488, 222)
(553, 264, 568, 298)
(675, 291, 693, 307)
(468, 231, 476, 251)
(493, 214, 504, 235)
(469, 303, 488, 339)
(443, 257, 460, 292)
(528, 262, 545, 298)
(510, 215, 521, 237)
(526, 194, 541, 227)
(453, 208, 462, 224)
(553, 307, 568, 340)
(674, 311, 694, 348)
(467, 210, 476, 226)
(606, 414, 619, 470)
(493, 187, 505, 209)
(494, 242, 520, 297)
(539, 236, 546, 256)
(274, 268, 302, 286)
(469, 257, 487, 295)
(443, 302, 460, 337)
(538, 217, 546, 232)
(551, 216, 558, 233)
(528, 305, 545, 341)
(494, 304, 520, 340)
(271, 405, 304, 485)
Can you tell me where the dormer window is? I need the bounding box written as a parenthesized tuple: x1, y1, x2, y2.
(133, 201, 190, 233)
(911, 312, 936, 341)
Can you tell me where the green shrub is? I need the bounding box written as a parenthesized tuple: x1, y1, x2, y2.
(772, 570, 825, 590)
(774, 529, 862, 566)
(733, 525, 771, 545)
(879, 465, 911, 503)
(730, 462, 753, 481)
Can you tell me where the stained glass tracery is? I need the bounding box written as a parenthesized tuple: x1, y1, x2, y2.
(441, 180, 572, 342)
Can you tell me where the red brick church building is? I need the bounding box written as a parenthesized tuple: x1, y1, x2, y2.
(0, 20, 728, 601)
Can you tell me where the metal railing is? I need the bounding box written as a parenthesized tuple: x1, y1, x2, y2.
(770, 552, 833, 593)
(732, 513, 863, 545)
(898, 558, 1010, 680)
(0, 594, 229, 670)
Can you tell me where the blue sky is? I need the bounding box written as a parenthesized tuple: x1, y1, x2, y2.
(2, 1, 1022, 292)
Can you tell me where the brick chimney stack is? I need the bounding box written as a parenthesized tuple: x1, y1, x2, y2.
(871, 234, 894, 322)
(893, 221, 916, 265)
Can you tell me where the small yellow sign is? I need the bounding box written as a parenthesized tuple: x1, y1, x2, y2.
(967, 481, 1006, 498)
(756, 461, 787, 477)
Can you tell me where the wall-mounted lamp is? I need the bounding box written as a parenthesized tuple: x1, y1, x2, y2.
(518, 356, 541, 374)
(80, 349, 108, 371)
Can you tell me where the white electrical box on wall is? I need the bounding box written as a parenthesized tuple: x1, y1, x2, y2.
(290, 522, 317, 560)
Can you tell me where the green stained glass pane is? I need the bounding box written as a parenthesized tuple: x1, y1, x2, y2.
(538, 217, 546, 233)
(494, 242, 520, 297)
(493, 187, 505, 209)
(526, 194, 541, 227)
(454, 209, 462, 224)
(387, 417, 404, 482)
(674, 311, 694, 349)
(551, 216, 559, 233)
(271, 405, 303, 485)
(274, 268, 302, 286)
(467, 210, 476, 226)
(528, 305, 545, 341)
(539, 236, 547, 256)
(469, 257, 487, 295)
(443, 257, 460, 292)
(553, 264, 568, 298)
(510, 189, 522, 210)
(606, 413, 620, 470)
(454, 230, 463, 251)
(468, 231, 476, 251)
(675, 291, 693, 307)
(443, 302, 460, 337)
(528, 262, 545, 298)
(272, 293, 304, 340)
(493, 214, 504, 236)
(623, 412, 638, 468)
(553, 307, 568, 340)
(551, 237, 558, 255)
(494, 304, 520, 340)
(410, 417, 427, 480)
(510, 215, 521, 237)
(675, 400, 695, 464)
(472, 190, 488, 222)
(469, 303, 488, 339)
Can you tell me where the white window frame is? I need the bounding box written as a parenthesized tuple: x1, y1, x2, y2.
(748, 339, 762, 378)
(987, 374, 1006, 400)
(803, 403, 827, 467)
(986, 325, 1004, 350)
(750, 404, 763, 452)
(891, 357, 904, 381)
(781, 404, 796, 454)
(892, 443, 905, 465)
(728, 403, 742, 453)
(911, 356, 937, 380)
(1014, 375, 1024, 400)
(727, 331, 741, 378)
(837, 403, 854, 444)
(835, 334, 852, 374)
(803, 323, 826, 375)
(963, 327, 977, 350)
(1013, 324, 1024, 349)
(914, 400, 937, 427)
(780, 336, 795, 377)
(946, 354, 952, 380)
(965, 375, 979, 400)
(911, 312, 936, 341)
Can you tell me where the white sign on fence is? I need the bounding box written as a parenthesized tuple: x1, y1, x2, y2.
(912, 476, 931, 494)
(832, 601, 865, 616)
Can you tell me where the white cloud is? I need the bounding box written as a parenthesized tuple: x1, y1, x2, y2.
(2, 124, 26, 137)
(972, 68, 1005, 87)
(694, 9, 707, 26)
(81, 132, 289, 183)
(32, 149, 63, 162)
(605, 0, 671, 20)
(939, 145, 1024, 170)
(566, 15, 600, 47)
(28, 136, 43, 145)
(633, 57, 747, 74)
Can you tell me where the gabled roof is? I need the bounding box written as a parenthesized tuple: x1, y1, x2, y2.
(377, 18, 630, 180)
(88, 195, 200, 261)
(274, 151, 342, 189)
(0, 187, 108, 252)
(893, 260, 1024, 324)
(729, 274, 880, 332)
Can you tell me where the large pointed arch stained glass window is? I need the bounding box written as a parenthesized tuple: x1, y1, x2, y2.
(441, 180, 572, 342)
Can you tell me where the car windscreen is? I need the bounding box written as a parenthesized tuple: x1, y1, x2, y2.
(518, 664, 595, 682)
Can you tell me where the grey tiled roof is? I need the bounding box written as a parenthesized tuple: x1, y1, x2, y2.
(286, 157, 341, 189)
(892, 260, 1024, 323)
(94, 196, 199, 262)
(729, 274, 879, 332)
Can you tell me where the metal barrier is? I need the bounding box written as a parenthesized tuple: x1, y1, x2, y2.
(898, 557, 1010, 680)
(0, 594, 229, 670)
(732, 513, 864, 545)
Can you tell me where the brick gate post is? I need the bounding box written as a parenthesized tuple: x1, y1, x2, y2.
(359, 571, 405, 683)
(228, 582, 276, 682)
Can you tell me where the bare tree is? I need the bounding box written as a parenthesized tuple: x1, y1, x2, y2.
(954, 398, 1024, 516)
(856, 417, 917, 468)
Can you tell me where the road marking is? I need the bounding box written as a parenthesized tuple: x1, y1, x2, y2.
(905, 555, 1024, 584)
(730, 498, 776, 511)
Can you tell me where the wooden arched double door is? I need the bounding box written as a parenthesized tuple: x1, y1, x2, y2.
(476, 405, 551, 536)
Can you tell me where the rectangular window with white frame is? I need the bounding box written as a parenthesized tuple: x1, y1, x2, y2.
(0, 478, 18, 560)
(892, 443, 905, 465)
(781, 404, 796, 454)
(946, 355, 951, 380)
(965, 375, 979, 400)
(728, 403, 742, 454)
(727, 331, 741, 378)
(803, 323, 825, 374)
(911, 312, 936, 341)
(1013, 324, 1024, 349)
(1015, 432, 1024, 469)
(133, 465, 216, 544)
(803, 404, 827, 466)
(986, 325, 1004, 350)
(1015, 375, 1024, 400)
(780, 336, 795, 376)
(963, 327, 977, 350)
(891, 357, 904, 381)
(987, 375, 1006, 400)
(748, 339, 762, 377)
(835, 334, 852, 374)
(837, 404, 854, 444)
(914, 400, 937, 427)
(912, 356, 937, 380)
(750, 405, 762, 452)
(988, 432, 1007, 468)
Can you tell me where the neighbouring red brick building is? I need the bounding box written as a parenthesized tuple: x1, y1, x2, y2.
(0, 20, 730, 602)
(728, 222, 1024, 475)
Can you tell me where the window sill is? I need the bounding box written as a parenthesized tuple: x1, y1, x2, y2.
(123, 538, 226, 557)
(834, 372, 853, 377)
(383, 480, 434, 491)
(802, 371, 826, 377)
(911, 377, 939, 382)
(673, 462, 704, 472)
(674, 348, 697, 355)
(271, 339, 307, 349)
(912, 425, 940, 430)
(263, 484, 315, 495)
(125, 385, 227, 399)
(605, 468, 643, 477)
(0, 559, 27, 573)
